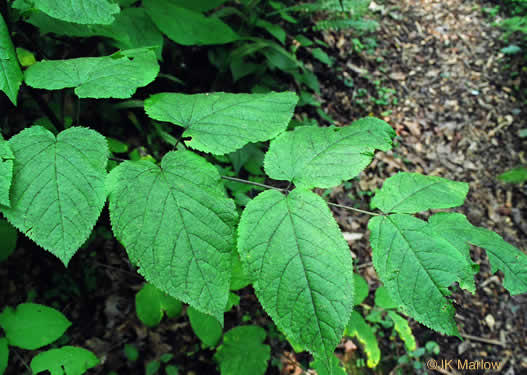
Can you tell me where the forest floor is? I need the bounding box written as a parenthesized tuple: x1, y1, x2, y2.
(2, 0, 527, 374)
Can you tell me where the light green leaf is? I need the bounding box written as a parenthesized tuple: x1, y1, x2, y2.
(311, 48, 333, 66)
(0, 133, 14, 206)
(0, 219, 17, 261)
(31, 346, 99, 375)
(373, 286, 396, 310)
(353, 273, 368, 306)
(344, 311, 380, 368)
(160, 294, 183, 318)
(31, 0, 119, 24)
(498, 166, 527, 183)
(230, 253, 252, 291)
(1, 126, 108, 265)
(108, 150, 237, 322)
(225, 292, 240, 312)
(387, 311, 416, 351)
(255, 19, 286, 44)
(264, 118, 395, 189)
(144, 92, 298, 155)
(310, 355, 346, 375)
(238, 189, 354, 371)
(144, 0, 238, 45)
(368, 214, 477, 336)
(135, 283, 164, 327)
(428, 212, 527, 295)
(187, 306, 223, 347)
(27, 8, 164, 59)
(0, 14, 23, 105)
(0, 337, 8, 375)
(0, 303, 71, 350)
(25, 48, 159, 99)
(214, 326, 270, 375)
(370, 172, 469, 214)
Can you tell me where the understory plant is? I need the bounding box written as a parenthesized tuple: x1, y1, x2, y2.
(1, 0, 527, 374)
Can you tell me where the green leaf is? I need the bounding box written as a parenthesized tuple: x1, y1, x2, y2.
(214, 326, 270, 375)
(31, 346, 99, 375)
(144, 0, 238, 45)
(160, 294, 183, 318)
(145, 361, 160, 375)
(428, 212, 527, 295)
(0, 337, 8, 375)
(353, 273, 368, 306)
(498, 166, 527, 183)
(0, 219, 17, 261)
(230, 254, 252, 291)
(169, 0, 227, 11)
(135, 283, 164, 327)
(225, 292, 240, 312)
(144, 92, 298, 155)
(165, 365, 179, 375)
(344, 311, 380, 368)
(1, 126, 108, 265)
(310, 355, 346, 375)
(255, 20, 286, 44)
(264, 118, 395, 189)
(370, 172, 469, 214)
(0, 133, 14, 206)
(187, 306, 223, 347)
(31, 0, 119, 24)
(373, 286, 396, 310)
(311, 48, 333, 66)
(238, 189, 354, 370)
(387, 311, 416, 351)
(107, 138, 129, 154)
(27, 8, 164, 59)
(0, 303, 71, 350)
(123, 343, 139, 362)
(0, 14, 23, 105)
(368, 214, 477, 336)
(108, 150, 237, 322)
(25, 48, 159, 99)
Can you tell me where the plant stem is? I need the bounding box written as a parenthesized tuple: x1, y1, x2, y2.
(29, 90, 63, 130)
(221, 175, 381, 216)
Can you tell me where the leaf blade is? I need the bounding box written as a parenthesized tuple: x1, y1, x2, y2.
(32, 0, 120, 24)
(30, 346, 99, 375)
(0, 14, 23, 105)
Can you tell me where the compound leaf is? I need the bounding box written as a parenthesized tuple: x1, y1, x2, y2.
(0, 337, 7, 375)
(1, 126, 108, 265)
(0, 14, 23, 105)
(25, 48, 159, 99)
(214, 326, 270, 375)
(144, 0, 238, 46)
(368, 214, 477, 336)
(31, 346, 99, 375)
(344, 311, 380, 368)
(370, 172, 469, 214)
(387, 311, 416, 351)
(27, 8, 164, 59)
(187, 306, 223, 347)
(428, 212, 527, 295)
(264, 118, 395, 189)
(0, 133, 14, 206)
(108, 150, 237, 323)
(238, 189, 354, 371)
(0, 303, 71, 350)
(144, 92, 298, 155)
(31, 0, 119, 24)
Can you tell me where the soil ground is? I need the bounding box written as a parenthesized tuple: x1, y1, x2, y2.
(1, 0, 526, 374)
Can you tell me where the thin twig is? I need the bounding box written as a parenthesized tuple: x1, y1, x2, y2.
(221, 175, 288, 192)
(460, 333, 505, 347)
(327, 201, 381, 216)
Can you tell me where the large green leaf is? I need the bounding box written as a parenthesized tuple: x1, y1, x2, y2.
(25, 48, 159, 99)
(0, 14, 23, 105)
(0, 337, 8, 375)
(31, 0, 120, 24)
(264, 118, 395, 189)
(0, 303, 71, 350)
(144, 92, 298, 155)
(31, 346, 99, 375)
(368, 214, 476, 336)
(214, 326, 270, 375)
(344, 311, 380, 368)
(107, 150, 237, 322)
(143, 0, 238, 45)
(27, 8, 164, 59)
(0, 133, 14, 206)
(1, 126, 108, 265)
(310, 355, 347, 375)
(187, 306, 223, 347)
(428, 212, 527, 294)
(238, 189, 354, 371)
(370, 172, 469, 214)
